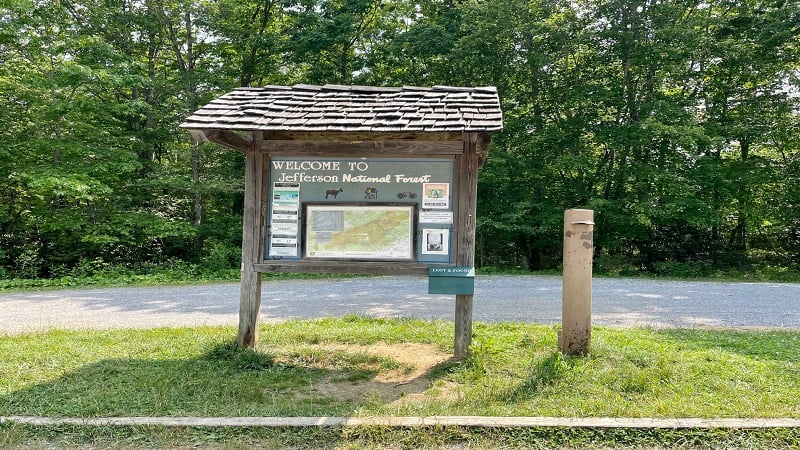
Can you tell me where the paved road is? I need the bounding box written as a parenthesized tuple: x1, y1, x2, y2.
(2, 276, 799, 334)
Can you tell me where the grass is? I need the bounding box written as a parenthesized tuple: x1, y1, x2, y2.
(4, 258, 798, 293)
(2, 317, 800, 448)
(0, 267, 365, 292)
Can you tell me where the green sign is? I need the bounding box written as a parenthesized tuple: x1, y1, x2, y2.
(428, 266, 475, 295)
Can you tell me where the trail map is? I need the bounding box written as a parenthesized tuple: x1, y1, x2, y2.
(305, 206, 413, 259)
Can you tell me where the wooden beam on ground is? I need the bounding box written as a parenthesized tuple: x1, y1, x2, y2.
(7, 415, 798, 429)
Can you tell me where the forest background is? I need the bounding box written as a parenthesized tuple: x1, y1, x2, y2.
(1, 0, 799, 283)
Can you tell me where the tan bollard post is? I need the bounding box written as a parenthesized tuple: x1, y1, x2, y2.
(559, 209, 594, 355)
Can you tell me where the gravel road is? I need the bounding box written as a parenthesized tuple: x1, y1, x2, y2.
(2, 276, 799, 334)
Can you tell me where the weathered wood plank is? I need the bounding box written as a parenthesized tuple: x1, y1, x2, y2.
(261, 140, 464, 155)
(453, 132, 479, 359)
(8, 415, 797, 429)
(203, 129, 252, 152)
(237, 131, 266, 348)
(454, 295, 473, 359)
(476, 132, 492, 168)
(255, 261, 430, 276)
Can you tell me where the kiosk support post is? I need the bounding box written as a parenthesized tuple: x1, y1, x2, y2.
(237, 132, 267, 348)
(559, 208, 594, 355)
(454, 133, 479, 359)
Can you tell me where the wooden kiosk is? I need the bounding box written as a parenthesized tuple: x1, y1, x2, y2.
(181, 84, 502, 358)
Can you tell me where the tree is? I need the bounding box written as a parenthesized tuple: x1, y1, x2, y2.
(286, 0, 385, 84)
(207, 0, 289, 87)
(1, 0, 798, 278)
(693, 0, 800, 258)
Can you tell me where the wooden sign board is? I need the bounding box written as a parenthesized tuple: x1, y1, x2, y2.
(265, 157, 456, 265)
(180, 84, 501, 358)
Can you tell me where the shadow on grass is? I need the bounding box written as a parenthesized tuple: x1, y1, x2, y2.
(503, 351, 579, 401)
(1, 342, 455, 418)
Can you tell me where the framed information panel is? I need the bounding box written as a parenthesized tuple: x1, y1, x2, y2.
(266, 157, 454, 263)
(303, 204, 416, 261)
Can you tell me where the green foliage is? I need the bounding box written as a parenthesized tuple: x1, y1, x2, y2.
(466, 0, 800, 273)
(1, 0, 799, 280)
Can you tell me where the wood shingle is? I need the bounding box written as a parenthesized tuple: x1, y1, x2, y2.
(180, 84, 502, 133)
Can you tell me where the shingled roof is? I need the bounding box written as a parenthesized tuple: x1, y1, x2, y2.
(180, 84, 503, 133)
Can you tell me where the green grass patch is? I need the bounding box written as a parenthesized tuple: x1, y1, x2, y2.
(0, 266, 365, 292)
(2, 318, 800, 448)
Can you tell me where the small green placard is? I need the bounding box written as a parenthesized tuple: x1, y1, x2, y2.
(428, 266, 475, 295)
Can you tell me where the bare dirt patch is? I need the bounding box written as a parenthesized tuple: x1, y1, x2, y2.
(282, 342, 457, 406)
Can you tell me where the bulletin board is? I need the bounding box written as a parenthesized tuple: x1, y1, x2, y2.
(265, 157, 455, 264)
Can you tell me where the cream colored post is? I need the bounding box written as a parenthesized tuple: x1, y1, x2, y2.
(559, 209, 594, 355)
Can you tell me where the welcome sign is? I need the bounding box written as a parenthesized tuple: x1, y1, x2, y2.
(266, 157, 455, 263)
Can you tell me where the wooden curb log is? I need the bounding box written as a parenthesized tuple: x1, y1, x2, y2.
(4, 416, 800, 429)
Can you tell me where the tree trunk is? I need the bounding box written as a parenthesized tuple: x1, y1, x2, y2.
(731, 138, 750, 252)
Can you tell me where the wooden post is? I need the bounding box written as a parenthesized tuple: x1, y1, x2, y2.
(453, 133, 479, 359)
(237, 131, 266, 348)
(559, 209, 594, 356)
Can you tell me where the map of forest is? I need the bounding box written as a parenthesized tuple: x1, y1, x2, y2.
(306, 207, 412, 259)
